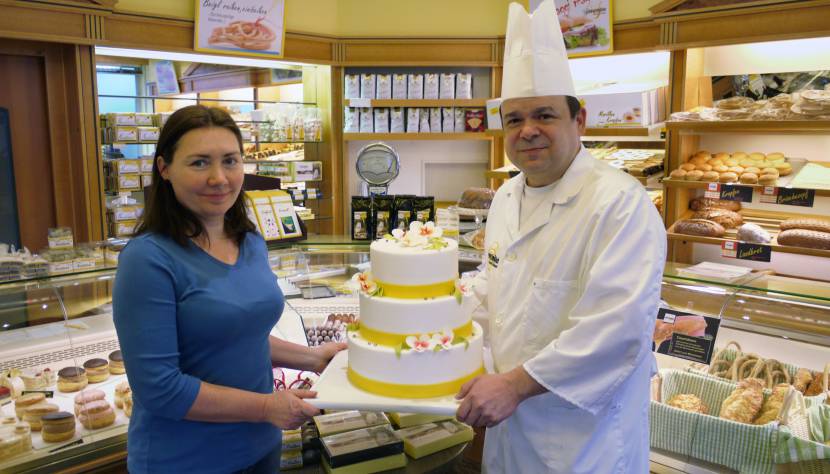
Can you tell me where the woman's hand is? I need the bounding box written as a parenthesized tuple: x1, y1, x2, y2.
(309, 342, 347, 373)
(264, 389, 320, 430)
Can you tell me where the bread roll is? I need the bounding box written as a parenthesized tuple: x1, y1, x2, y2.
(740, 159, 757, 168)
(690, 156, 709, 166)
(680, 163, 697, 172)
(724, 159, 740, 167)
(744, 167, 761, 175)
(667, 394, 708, 414)
(758, 174, 778, 185)
(695, 163, 713, 172)
(777, 229, 830, 250)
(740, 173, 759, 184)
(774, 162, 792, 176)
(458, 187, 495, 209)
(692, 208, 743, 228)
(702, 171, 720, 182)
(689, 198, 742, 212)
(749, 152, 766, 161)
(760, 167, 779, 177)
(731, 152, 748, 160)
(728, 166, 745, 174)
(794, 368, 814, 394)
(714, 165, 729, 173)
(670, 169, 687, 180)
(754, 384, 789, 425)
(720, 172, 738, 183)
(713, 152, 730, 161)
(720, 378, 764, 424)
(674, 219, 726, 237)
(780, 218, 830, 233)
(686, 170, 704, 181)
(694, 151, 711, 160)
(709, 159, 725, 167)
(766, 152, 785, 162)
(805, 371, 827, 396)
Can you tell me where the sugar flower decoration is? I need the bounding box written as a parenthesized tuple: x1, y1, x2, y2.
(405, 334, 434, 352)
(430, 329, 454, 350)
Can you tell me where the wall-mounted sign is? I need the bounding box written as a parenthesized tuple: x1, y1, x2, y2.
(195, 0, 286, 58)
(551, 0, 613, 58)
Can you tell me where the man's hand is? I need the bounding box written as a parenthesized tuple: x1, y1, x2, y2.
(309, 342, 347, 373)
(263, 389, 320, 429)
(455, 367, 546, 428)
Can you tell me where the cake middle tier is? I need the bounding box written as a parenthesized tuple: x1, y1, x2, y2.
(358, 293, 470, 344)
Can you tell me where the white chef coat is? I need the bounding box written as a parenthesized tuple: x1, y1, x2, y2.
(470, 146, 666, 473)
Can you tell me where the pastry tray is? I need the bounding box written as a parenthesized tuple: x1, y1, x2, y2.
(308, 351, 462, 416)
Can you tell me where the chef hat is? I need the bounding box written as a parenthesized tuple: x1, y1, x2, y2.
(501, 0, 576, 100)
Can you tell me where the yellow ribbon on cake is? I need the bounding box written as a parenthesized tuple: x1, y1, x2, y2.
(358, 321, 473, 347)
(347, 366, 485, 398)
(374, 278, 456, 299)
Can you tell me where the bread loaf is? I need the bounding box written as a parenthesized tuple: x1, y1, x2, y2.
(777, 229, 830, 250)
(692, 209, 743, 228)
(754, 383, 789, 425)
(780, 218, 830, 233)
(720, 378, 764, 424)
(674, 219, 726, 237)
(689, 198, 742, 212)
(737, 223, 771, 244)
(458, 187, 495, 209)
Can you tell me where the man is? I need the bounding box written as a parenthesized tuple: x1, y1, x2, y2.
(455, 2, 666, 473)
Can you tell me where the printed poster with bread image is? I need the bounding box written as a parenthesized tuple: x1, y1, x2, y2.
(553, 0, 613, 57)
(195, 0, 286, 58)
(653, 308, 721, 364)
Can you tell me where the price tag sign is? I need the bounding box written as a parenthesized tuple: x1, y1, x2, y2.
(718, 184, 754, 202)
(653, 308, 721, 364)
(760, 187, 815, 207)
(721, 241, 772, 262)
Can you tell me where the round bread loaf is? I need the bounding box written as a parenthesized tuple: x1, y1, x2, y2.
(686, 170, 703, 181)
(670, 169, 687, 180)
(680, 163, 696, 171)
(691, 208, 743, 229)
(744, 167, 761, 175)
(690, 156, 709, 166)
(740, 173, 759, 184)
(719, 172, 738, 183)
(758, 174, 778, 185)
(457, 188, 495, 210)
(731, 152, 748, 160)
(728, 166, 745, 174)
(724, 159, 740, 167)
(695, 163, 713, 172)
(674, 219, 726, 237)
(701, 171, 720, 182)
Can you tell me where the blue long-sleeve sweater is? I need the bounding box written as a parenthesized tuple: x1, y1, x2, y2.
(113, 232, 283, 473)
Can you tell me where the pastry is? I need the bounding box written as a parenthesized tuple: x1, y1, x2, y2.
(689, 156, 709, 166)
(74, 389, 107, 416)
(777, 229, 830, 250)
(22, 402, 59, 431)
(740, 159, 757, 168)
(689, 198, 742, 212)
(0, 422, 32, 462)
(760, 167, 779, 177)
(724, 158, 740, 167)
(702, 171, 720, 182)
(674, 219, 726, 237)
(667, 394, 708, 414)
(728, 166, 745, 175)
(780, 218, 830, 233)
(78, 400, 116, 430)
(680, 163, 697, 172)
(41, 411, 76, 443)
(774, 162, 792, 176)
(794, 368, 814, 393)
(758, 174, 778, 186)
(749, 152, 766, 161)
(14, 393, 45, 420)
(692, 208, 743, 228)
(686, 170, 704, 181)
(457, 188, 495, 210)
(694, 163, 713, 172)
(709, 159, 725, 167)
(109, 350, 125, 375)
(720, 378, 764, 424)
(737, 223, 771, 244)
(805, 371, 827, 396)
(739, 173, 759, 184)
(713, 165, 730, 173)
(731, 152, 748, 161)
(719, 172, 739, 183)
(57, 367, 88, 393)
(744, 167, 761, 175)
(669, 169, 687, 180)
(766, 152, 785, 162)
(115, 381, 131, 409)
(123, 392, 133, 418)
(19, 368, 55, 391)
(83, 358, 109, 383)
(693, 151, 712, 160)
(713, 152, 730, 161)
(754, 384, 789, 425)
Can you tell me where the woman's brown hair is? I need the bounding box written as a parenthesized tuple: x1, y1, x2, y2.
(134, 105, 255, 246)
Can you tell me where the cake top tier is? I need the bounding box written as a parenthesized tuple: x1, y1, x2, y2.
(370, 221, 457, 254)
(370, 221, 458, 287)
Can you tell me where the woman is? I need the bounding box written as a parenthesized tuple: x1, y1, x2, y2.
(113, 105, 345, 473)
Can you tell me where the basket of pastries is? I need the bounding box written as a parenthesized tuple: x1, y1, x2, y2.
(651, 368, 830, 473)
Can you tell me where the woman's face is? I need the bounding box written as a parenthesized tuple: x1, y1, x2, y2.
(158, 126, 243, 226)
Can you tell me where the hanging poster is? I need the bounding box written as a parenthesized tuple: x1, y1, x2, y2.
(152, 60, 180, 95)
(552, 0, 613, 58)
(195, 0, 286, 58)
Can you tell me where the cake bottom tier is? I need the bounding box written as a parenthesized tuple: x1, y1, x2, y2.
(346, 321, 484, 399)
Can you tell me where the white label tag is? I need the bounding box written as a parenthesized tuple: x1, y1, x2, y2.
(721, 241, 737, 258)
(704, 183, 721, 199)
(759, 186, 778, 204)
(349, 98, 372, 108)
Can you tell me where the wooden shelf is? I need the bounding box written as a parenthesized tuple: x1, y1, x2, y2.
(486, 126, 665, 141)
(666, 120, 830, 134)
(667, 210, 830, 259)
(343, 133, 491, 141)
(344, 99, 487, 107)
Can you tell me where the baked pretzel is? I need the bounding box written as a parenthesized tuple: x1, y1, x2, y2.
(209, 19, 276, 51)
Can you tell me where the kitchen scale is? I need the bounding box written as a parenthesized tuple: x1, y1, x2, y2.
(355, 142, 400, 196)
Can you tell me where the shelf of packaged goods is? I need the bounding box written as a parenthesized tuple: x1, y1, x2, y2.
(662, 178, 830, 197)
(98, 95, 315, 105)
(343, 99, 487, 108)
(666, 120, 830, 134)
(243, 160, 306, 164)
(343, 133, 491, 141)
(667, 209, 830, 259)
(485, 125, 665, 141)
(248, 141, 321, 144)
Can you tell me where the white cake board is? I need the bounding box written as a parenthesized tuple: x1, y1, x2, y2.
(307, 351, 462, 416)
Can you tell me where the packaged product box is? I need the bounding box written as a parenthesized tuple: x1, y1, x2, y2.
(344, 107, 360, 133)
(579, 83, 668, 128)
(247, 192, 281, 240)
(442, 108, 455, 133)
(359, 108, 374, 133)
(111, 126, 138, 142)
(108, 204, 142, 222)
(373, 108, 389, 133)
(456, 73, 473, 100)
(360, 74, 376, 100)
(375, 74, 392, 100)
(42, 249, 75, 274)
(137, 126, 160, 142)
(486, 98, 503, 130)
(105, 159, 141, 175)
(140, 157, 154, 173)
(110, 219, 137, 238)
(392, 195, 415, 231)
(292, 161, 322, 182)
(109, 174, 142, 192)
(406, 108, 420, 133)
(371, 195, 394, 240)
(429, 108, 442, 133)
(386, 412, 453, 429)
(72, 248, 97, 271)
(280, 449, 303, 471)
(105, 113, 136, 126)
(134, 113, 155, 126)
(351, 196, 372, 241)
(435, 207, 459, 240)
(465, 109, 486, 132)
(320, 425, 404, 471)
(392, 74, 407, 100)
(424, 73, 439, 100)
(407, 74, 424, 100)
(454, 108, 466, 133)
(344, 74, 360, 99)
(47, 227, 74, 250)
(314, 411, 390, 437)
(439, 73, 456, 99)
(419, 108, 431, 133)
(270, 192, 303, 239)
(390, 108, 405, 133)
(412, 196, 435, 224)
(395, 419, 474, 459)
(141, 174, 152, 188)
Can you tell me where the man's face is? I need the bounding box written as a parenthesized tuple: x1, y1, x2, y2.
(502, 96, 586, 187)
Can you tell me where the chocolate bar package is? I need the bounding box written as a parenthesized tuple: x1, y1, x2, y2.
(413, 196, 435, 224)
(371, 195, 394, 240)
(314, 410, 390, 438)
(395, 419, 473, 459)
(465, 108, 486, 132)
(392, 195, 415, 231)
(351, 197, 372, 240)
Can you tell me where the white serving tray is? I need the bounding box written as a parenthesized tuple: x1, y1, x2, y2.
(307, 351, 461, 416)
